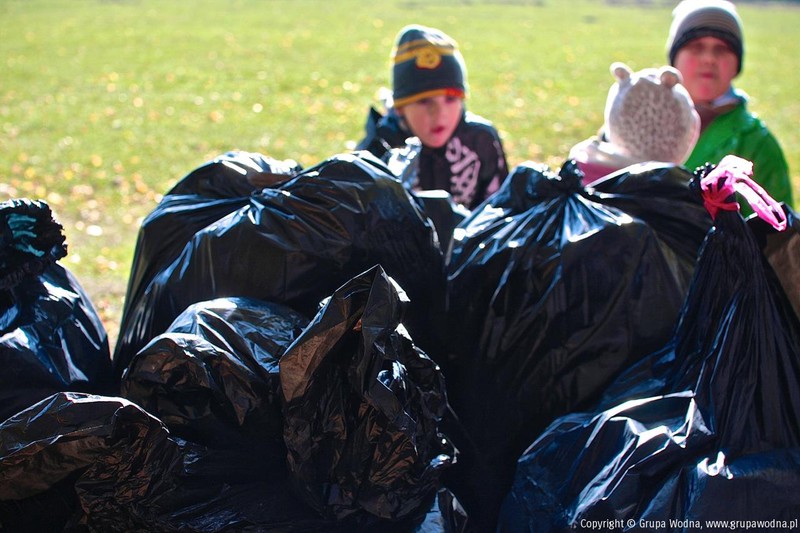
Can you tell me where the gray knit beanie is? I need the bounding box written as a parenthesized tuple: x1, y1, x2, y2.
(391, 25, 467, 108)
(666, 0, 744, 74)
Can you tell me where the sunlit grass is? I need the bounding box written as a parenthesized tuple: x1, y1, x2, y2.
(2, 0, 799, 349)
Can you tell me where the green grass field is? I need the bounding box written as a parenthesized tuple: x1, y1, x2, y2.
(3, 0, 799, 349)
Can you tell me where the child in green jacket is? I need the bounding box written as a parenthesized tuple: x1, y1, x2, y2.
(666, 0, 794, 211)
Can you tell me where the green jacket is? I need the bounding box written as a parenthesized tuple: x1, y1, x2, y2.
(685, 97, 794, 214)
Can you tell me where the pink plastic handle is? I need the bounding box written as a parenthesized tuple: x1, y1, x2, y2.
(700, 155, 787, 231)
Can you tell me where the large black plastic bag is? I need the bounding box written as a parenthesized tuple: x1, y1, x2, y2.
(499, 157, 800, 531)
(114, 151, 446, 375)
(121, 296, 310, 450)
(166, 150, 301, 199)
(0, 392, 184, 531)
(118, 151, 301, 367)
(749, 204, 800, 322)
(441, 161, 711, 526)
(117, 284, 462, 532)
(0, 199, 114, 422)
(280, 265, 455, 529)
(598, 180, 799, 411)
(0, 392, 341, 532)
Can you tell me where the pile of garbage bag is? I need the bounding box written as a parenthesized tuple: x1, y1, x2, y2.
(114, 151, 448, 375)
(6, 148, 798, 532)
(440, 160, 712, 527)
(499, 156, 800, 531)
(1, 267, 461, 531)
(0, 392, 338, 531)
(122, 296, 310, 450)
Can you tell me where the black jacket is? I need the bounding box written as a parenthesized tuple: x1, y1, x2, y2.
(356, 107, 508, 210)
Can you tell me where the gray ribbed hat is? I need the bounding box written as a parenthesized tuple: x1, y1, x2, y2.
(666, 0, 744, 74)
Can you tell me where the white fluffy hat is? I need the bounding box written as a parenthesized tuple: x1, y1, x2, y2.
(604, 62, 700, 165)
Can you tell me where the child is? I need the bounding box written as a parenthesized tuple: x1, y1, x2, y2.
(569, 62, 700, 185)
(666, 0, 793, 209)
(356, 24, 508, 210)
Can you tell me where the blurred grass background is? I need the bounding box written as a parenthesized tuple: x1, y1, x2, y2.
(2, 0, 799, 350)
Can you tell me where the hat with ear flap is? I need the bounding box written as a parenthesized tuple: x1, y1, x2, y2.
(604, 62, 701, 165)
(391, 24, 467, 108)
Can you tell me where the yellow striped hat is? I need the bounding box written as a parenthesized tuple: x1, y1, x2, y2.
(391, 25, 467, 108)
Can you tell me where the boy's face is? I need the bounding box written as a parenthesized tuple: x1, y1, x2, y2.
(397, 95, 463, 149)
(673, 36, 739, 105)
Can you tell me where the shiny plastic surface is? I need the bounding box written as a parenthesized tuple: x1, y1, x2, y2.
(442, 161, 712, 528)
(0, 199, 113, 422)
(500, 175, 800, 531)
(114, 151, 446, 376)
(280, 265, 454, 525)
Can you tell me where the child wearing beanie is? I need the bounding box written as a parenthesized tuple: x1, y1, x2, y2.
(569, 62, 700, 185)
(355, 24, 508, 210)
(667, 0, 793, 210)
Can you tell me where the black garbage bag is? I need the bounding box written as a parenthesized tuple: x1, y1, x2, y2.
(749, 204, 800, 322)
(280, 265, 455, 529)
(355, 105, 409, 160)
(166, 150, 301, 199)
(118, 151, 301, 361)
(122, 296, 310, 450)
(379, 137, 469, 258)
(0, 392, 183, 531)
(0, 391, 346, 532)
(412, 190, 469, 261)
(441, 160, 711, 528)
(0, 199, 114, 422)
(0, 198, 66, 288)
(114, 151, 447, 376)
(598, 179, 800, 411)
(119, 290, 464, 532)
(499, 156, 800, 532)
